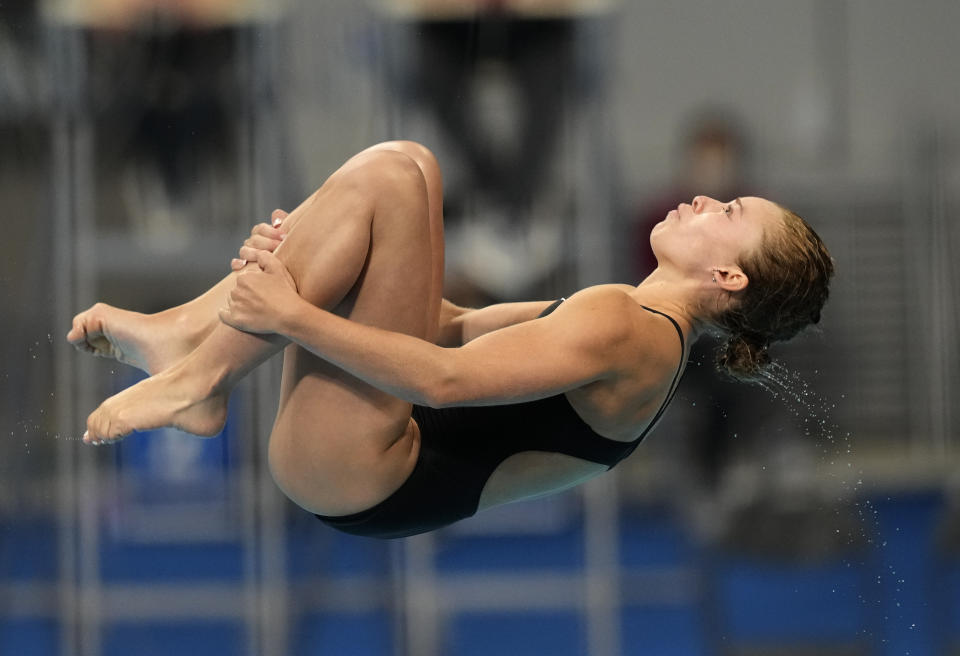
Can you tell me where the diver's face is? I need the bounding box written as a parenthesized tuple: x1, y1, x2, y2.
(649, 195, 781, 277)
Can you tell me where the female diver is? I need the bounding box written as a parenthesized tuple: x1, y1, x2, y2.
(67, 141, 833, 538)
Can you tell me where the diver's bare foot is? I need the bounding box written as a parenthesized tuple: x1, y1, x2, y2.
(82, 366, 228, 445)
(67, 303, 202, 374)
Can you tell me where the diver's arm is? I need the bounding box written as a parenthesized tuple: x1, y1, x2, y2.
(438, 299, 556, 346)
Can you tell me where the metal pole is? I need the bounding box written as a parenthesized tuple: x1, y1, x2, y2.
(74, 87, 103, 656)
(234, 25, 264, 656)
(926, 124, 953, 459)
(402, 534, 440, 656)
(573, 19, 621, 656)
(243, 19, 290, 655)
(49, 19, 80, 656)
(49, 20, 103, 656)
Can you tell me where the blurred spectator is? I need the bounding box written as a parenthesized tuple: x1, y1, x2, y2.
(47, 0, 270, 246)
(45, 0, 260, 28)
(386, 1, 591, 221)
(0, 0, 48, 115)
(381, 0, 613, 301)
(634, 110, 750, 278)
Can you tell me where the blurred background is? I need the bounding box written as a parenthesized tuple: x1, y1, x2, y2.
(1, 0, 959, 654)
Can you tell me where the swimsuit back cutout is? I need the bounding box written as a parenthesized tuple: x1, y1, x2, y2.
(532, 297, 686, 464)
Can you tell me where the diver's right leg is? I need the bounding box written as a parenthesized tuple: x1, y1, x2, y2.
(81, 148, 436, 453)
(68, 141, 445, 374)
(67, 207, 300, 375)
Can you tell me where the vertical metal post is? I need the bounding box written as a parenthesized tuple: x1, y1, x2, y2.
(583, 476, 621, 656)
(74, 84, 103, 656)
(255, 364, 288, 656)
(903, 124, 954, 459)
(49, 19, 80, 656)
(948, 151, 960, 460)
(572, 18, 621, 656)
(239, 19, 290, 655)
(49, 20, 102, 656)
(812, 0, 849, 163)
(238, 376, 262, 656)
(901, 130, 928, 453)
(234, 25, 263, 656)
(402, 534, 440, 656)
(925, 124, 953, 459)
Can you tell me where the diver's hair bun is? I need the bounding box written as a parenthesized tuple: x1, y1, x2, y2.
(717, 332, 771, 382)
(710, 202, 834, 384)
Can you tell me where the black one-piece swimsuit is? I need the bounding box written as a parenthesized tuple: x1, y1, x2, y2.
(315, 299, 686, 539)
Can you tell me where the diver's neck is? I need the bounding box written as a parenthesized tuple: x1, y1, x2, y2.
(631, 269, 709, 341)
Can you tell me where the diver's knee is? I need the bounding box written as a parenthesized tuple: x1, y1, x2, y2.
(380, 141, 439, 172)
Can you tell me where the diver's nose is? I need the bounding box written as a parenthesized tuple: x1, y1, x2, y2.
(691, 196, 717, 213)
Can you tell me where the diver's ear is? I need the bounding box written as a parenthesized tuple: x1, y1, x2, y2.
(713, 266, 749, 292)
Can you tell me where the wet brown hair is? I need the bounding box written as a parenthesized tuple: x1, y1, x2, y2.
(713, 204, 834, 382)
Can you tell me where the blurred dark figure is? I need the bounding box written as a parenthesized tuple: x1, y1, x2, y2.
(0, 0, 60, 507)
(382, 1, 612, 304)
(634, 111, 749, 276)
(0, 0, 46, 114)
(390, 1, 585, 222)
(78, 0, 251, 240)
(633, 111, 776, 500)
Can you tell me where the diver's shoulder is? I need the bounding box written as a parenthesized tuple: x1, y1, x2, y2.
(559, 286, 643, 346)
(566, 285, 656, 322)
(569, 286, 686, 350)
(565, 284, 637, 306)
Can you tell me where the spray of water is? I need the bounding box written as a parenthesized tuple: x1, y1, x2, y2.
(754, 360, 912, 643)
(754, 362, 859, 502)
(15, 334, 87, 443)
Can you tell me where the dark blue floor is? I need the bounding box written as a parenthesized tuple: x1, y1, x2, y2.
(446, 611, 586, 656)
(101, 621, 245, 656)
(98, 538, 246, 582)
(0, 619, 59, 656)
(621, 605, 706, 656)
(0, 519, 58, 580)
(2, 492, 957, 655)
(711, 556, 874, 649)
(294, 611, 393, 656)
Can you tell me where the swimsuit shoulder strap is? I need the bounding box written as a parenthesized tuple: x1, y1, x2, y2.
(639, 305, 685, 354)
(633, 305, 686, 442)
